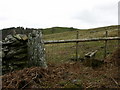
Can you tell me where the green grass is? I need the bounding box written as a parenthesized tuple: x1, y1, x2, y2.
(42, 27, 80, 35)
(42, 25, 118, 35)
(43, 25, 119, 64)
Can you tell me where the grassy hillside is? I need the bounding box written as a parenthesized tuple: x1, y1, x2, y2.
(1, 25, 118, 39)
(43, 25, 119, 64)
(42, 25, 118, 35)
(1, 25, 119, 64)
(43, 25, 118, 40)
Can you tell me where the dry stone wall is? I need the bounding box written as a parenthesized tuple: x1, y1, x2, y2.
(2, 30, 47, 74)
(2, 34, 28, 74)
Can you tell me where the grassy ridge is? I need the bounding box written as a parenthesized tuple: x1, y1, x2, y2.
(43, 26, 118, 40)
(42, 25, 118, 35)
(42, 27, 80, 35)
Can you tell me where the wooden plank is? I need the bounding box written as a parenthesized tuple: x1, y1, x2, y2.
(85, 50, 98, 58)
(44, 37, 120, 44)
(89, 50, 98, 57)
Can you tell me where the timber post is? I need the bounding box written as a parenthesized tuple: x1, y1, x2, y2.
(118, 25, 120, 48)
(104, 31, 108, 58)
(76, 31, 79, 61)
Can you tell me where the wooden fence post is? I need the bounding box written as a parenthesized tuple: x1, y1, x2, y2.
(118, 26, 120, 48)
(104, 31, 108, 58)
(28, 30, 47, 68)
(76, 31, 79, 61)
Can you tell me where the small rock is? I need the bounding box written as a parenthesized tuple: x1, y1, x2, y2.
(72, 79, 78, 83)
(0, 52, 3, 58)
(13, 34, 28, 41)
(5, 35, 17, 42)
(21, 35, 28, 41)
(13, 34, 22, 40)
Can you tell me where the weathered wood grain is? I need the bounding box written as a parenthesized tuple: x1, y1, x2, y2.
(44, 37, 120, 44)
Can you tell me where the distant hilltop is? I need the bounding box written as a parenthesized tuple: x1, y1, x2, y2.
(1, 25, 119, 40)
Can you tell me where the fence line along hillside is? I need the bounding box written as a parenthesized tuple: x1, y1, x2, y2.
(2, 27, 120, 74)
(44, 30, 120, 64)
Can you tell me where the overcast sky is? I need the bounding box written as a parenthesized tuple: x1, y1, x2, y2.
(0, 0, 119, 29)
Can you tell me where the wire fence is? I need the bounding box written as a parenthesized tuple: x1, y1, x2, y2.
(43, 30, 119, 64)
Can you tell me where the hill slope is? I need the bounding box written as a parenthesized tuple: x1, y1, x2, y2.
(1, 25, 119, 39)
